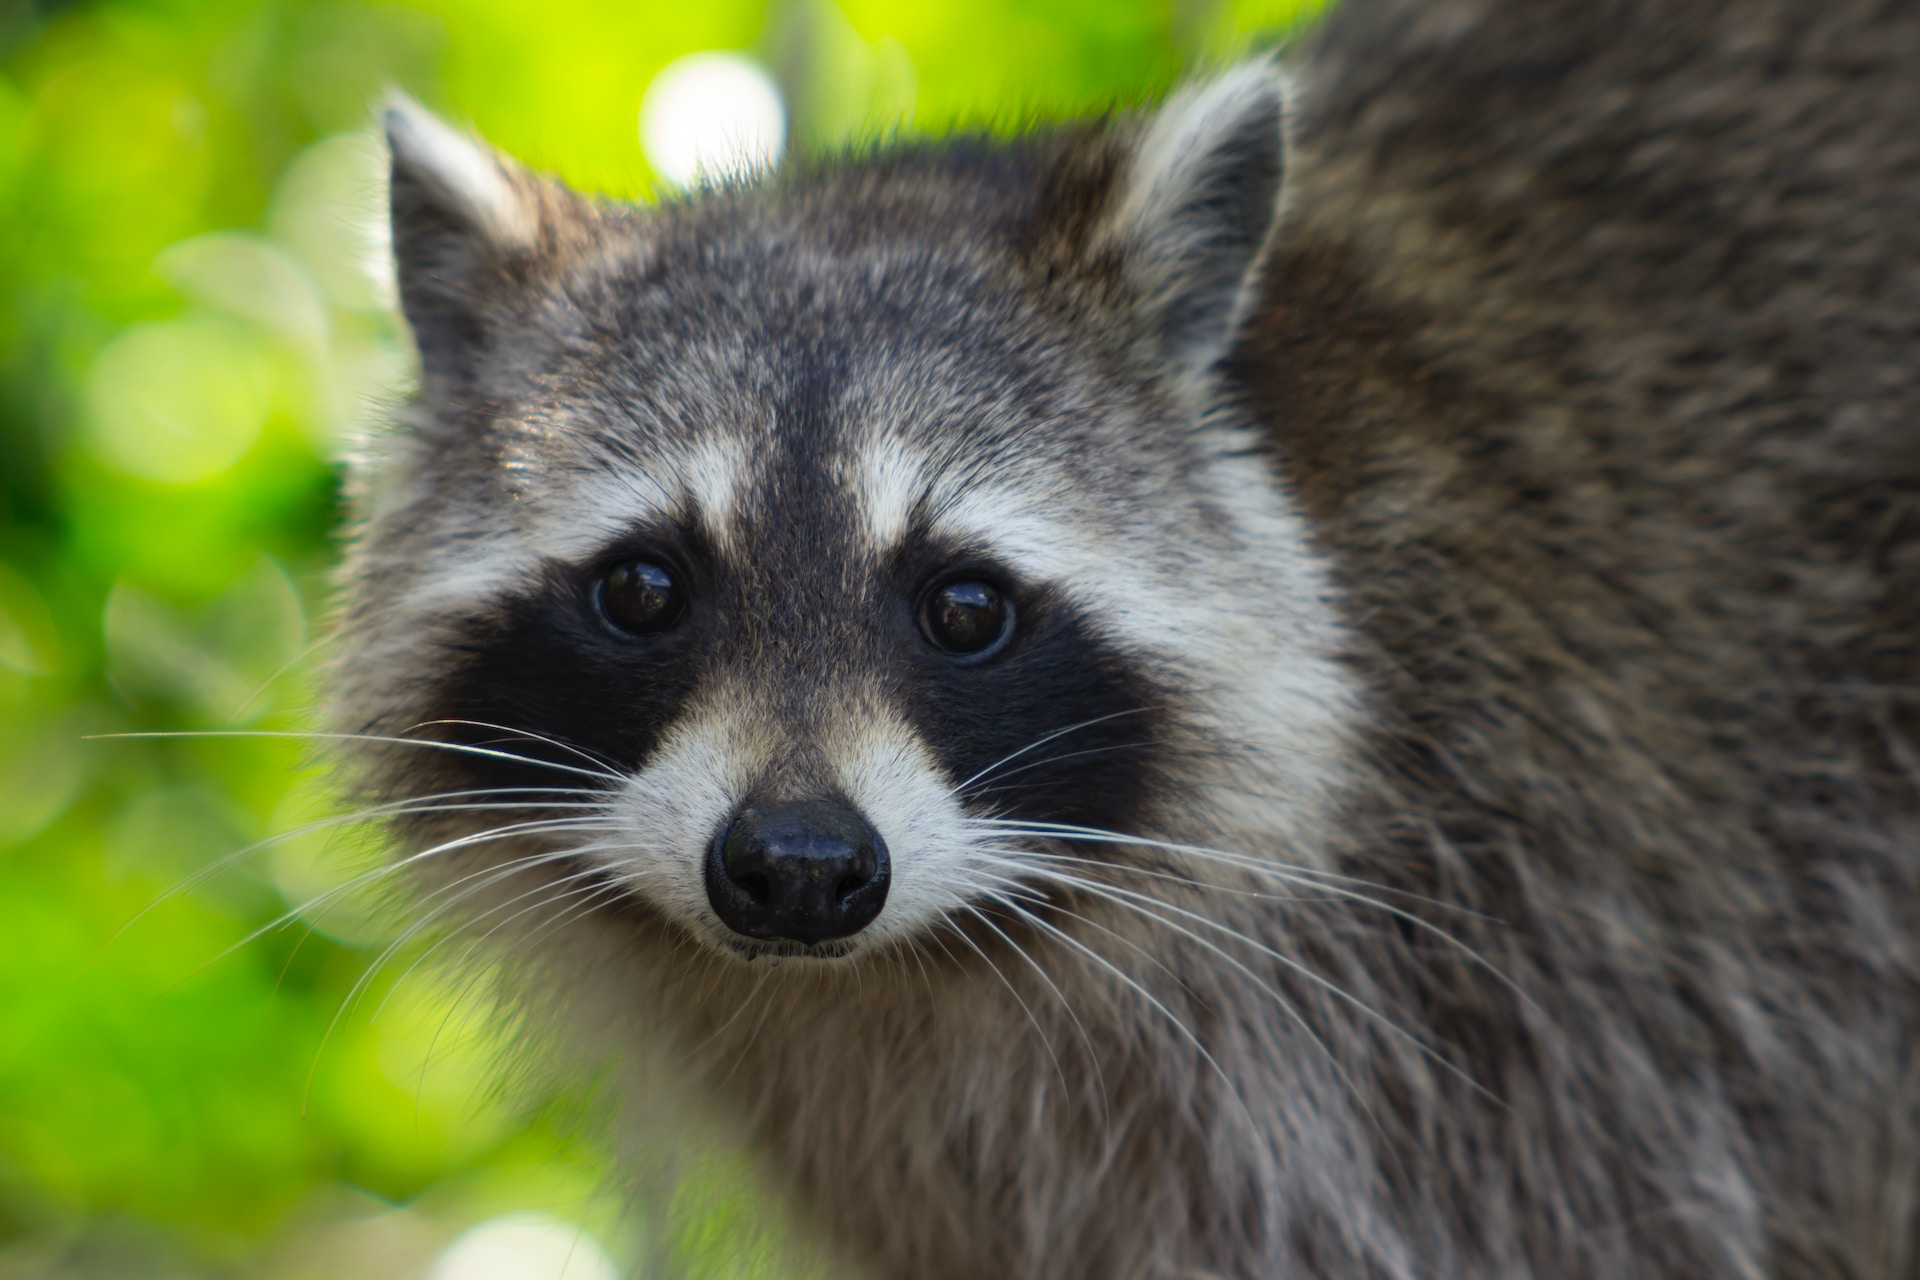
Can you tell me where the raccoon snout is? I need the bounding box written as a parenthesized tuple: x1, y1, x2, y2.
(705, 800, 891, 945)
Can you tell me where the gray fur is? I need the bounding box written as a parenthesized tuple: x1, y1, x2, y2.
(328, 1, 1920, 1276)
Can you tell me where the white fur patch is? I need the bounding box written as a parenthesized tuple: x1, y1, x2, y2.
(387, 446, 692, 613)
(599, 706, 758, 932)
(557, 466, 679, 553)
(686, 435, 751, 550)
(855, 433, 928, 550)
(927, 482, 1228, 653)
(827, 710, 977, 947)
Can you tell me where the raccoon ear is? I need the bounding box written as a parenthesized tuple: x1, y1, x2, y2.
(1104, 63, 1289, 384)
(383, 96, 561, 400)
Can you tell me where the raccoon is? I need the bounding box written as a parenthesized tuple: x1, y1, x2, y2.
(327, 0, 1920, 1275)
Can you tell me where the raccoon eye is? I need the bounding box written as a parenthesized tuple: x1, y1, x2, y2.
(918, 579, 1013, 657)
(597, 560, 685, 636)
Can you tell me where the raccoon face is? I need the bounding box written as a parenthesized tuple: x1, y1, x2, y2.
(332, 67, 1357, 964)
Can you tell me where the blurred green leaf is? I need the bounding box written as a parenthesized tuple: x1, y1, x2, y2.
(0, 558, 59, 676)
(156, 233, 330, 356)
(103, 554, 306, 722)
(0, 710, 87, 846)
(267, 132, 393, 315)
(81, 316, 277, 487)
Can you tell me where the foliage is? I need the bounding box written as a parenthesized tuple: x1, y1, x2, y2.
(0, 0, 1321, 1273)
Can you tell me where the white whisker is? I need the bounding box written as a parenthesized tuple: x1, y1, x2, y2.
(958, 741, 1173, 802)
(375, 851, 634, 1023)
(407, 717, 628, 779)
(988, 857, 1405, 1114)
(979, 893, 1257, 1130)
(957, 902, 1110, 1119)
(970, 818, 1525, 1001)
(939, 911, 1073, 1097)
(406, 870, 640, 1096)
(949, 710, 1152, 797)
(974, 848, 1496, 1107)
(93, 729, 623, 783)
(101, 789, 611, 956)
(181, 816, 618, 985)
(302, 829, 634, 1105)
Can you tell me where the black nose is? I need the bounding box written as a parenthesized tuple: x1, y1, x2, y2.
(705, 800, 890, 944)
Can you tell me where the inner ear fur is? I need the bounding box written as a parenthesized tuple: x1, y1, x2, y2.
(384, 97, 592, 402)
(1074, 63, 1292, 386)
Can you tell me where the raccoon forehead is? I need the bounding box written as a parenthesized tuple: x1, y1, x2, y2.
(376, 287, 1290, 644)
(453, 423, 1141, 573)
(514, 430, 752, 559)
(463, 346, 1166, 567)
(848, 432, 1154, 564)
(378, 413, 1124, 607)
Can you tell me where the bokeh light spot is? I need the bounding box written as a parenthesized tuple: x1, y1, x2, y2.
(0, 714, 86, 847)
(429, 1213, 620, 1280)
(269, 131, 394, 314)
(82, 316, 272, 485)
(101, 555, 306, 721)
(156, 233, 330, 354)
(639, 52, 785, 187)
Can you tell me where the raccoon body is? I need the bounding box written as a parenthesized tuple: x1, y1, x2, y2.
(330, 0, 1920, 1275)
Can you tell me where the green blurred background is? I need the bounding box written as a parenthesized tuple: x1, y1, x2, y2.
(0, 0, 1320, 1274)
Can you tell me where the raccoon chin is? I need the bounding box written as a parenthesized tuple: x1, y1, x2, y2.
(718, 937, 866, 965)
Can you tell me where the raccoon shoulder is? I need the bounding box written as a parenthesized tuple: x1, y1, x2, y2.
(1232, 0, 1920, 827)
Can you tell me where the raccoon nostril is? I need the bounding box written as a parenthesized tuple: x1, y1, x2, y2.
(705, 800, 890, 945)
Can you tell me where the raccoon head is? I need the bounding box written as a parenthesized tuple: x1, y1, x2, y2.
(332, 66, 1357, 966)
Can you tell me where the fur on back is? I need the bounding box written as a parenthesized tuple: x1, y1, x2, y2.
(328, 0, 1920, 1276)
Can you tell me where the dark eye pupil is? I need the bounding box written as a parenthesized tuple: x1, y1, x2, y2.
(922, 581, 1008, 654)
(599, 560, 683, 634)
